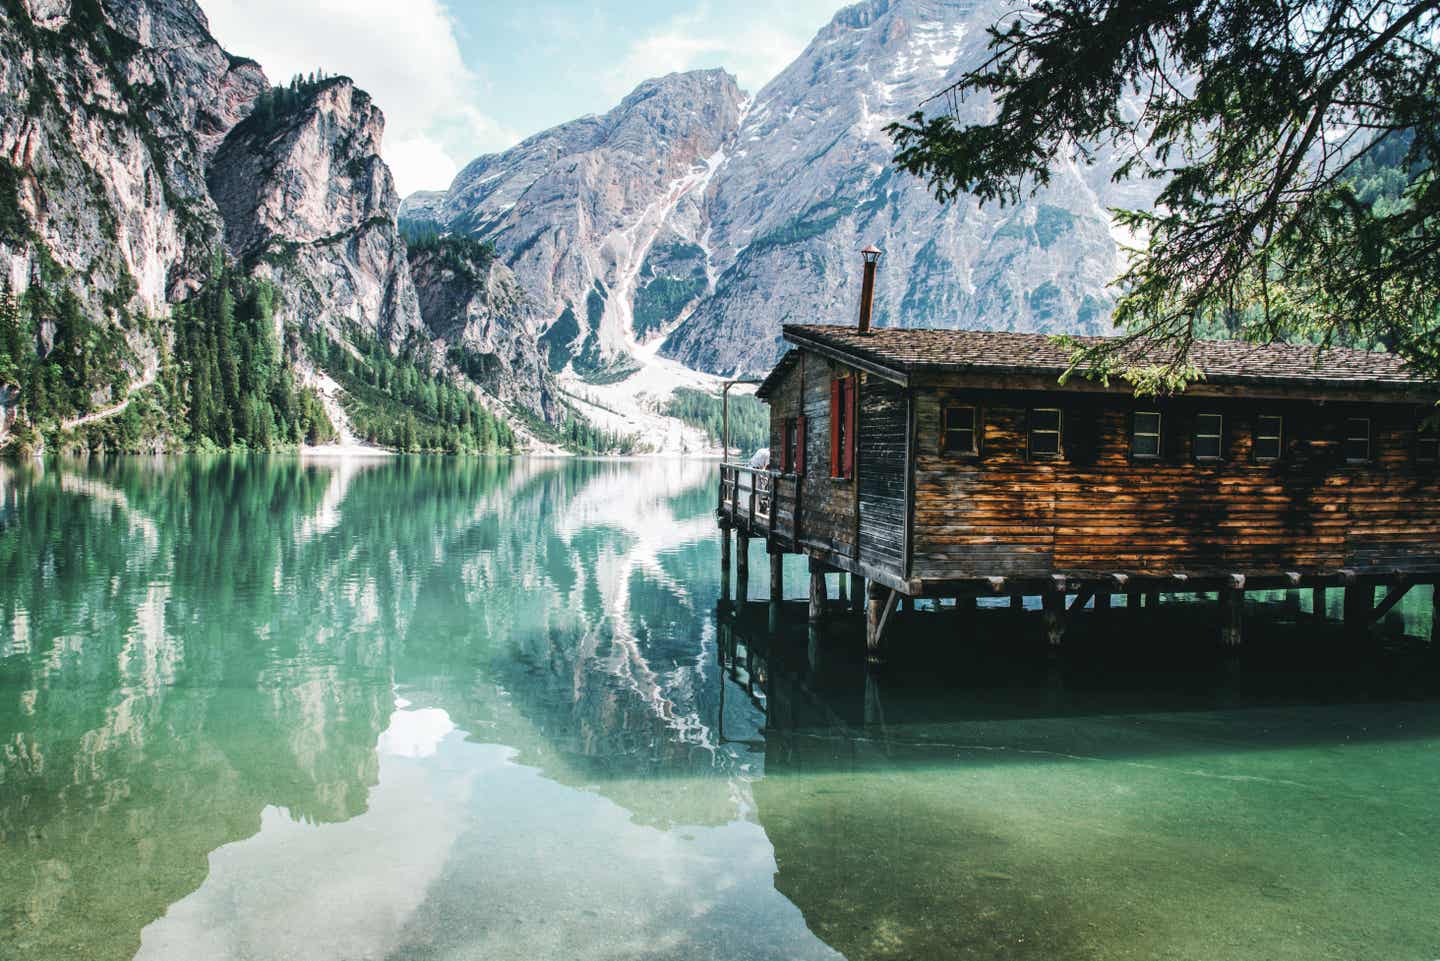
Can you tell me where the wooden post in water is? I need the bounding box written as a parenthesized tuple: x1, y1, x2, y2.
(851, 573, 864, 613)
(865, 581, 894, 665)
(1145, 589, 1161, 610)
(1283, 589, 1302, 616)
(1343, 583, 1375, 637)
(769, 549, 784, 602)
(1312, 586, 1328, 620)
(836, 572, 849, 608)
(1010, 593, 1024, 612)
(1126, 590, 1142, 612)
(735, 534, 749, 603)
(719, 524, 732, 602)
(1042, 588, 1066, 646)
(1431, 584, 1439, 646)
(1094, 592, 1111, 613)
(1220, 584, 1244, 647)
(808, 564, 828, 623)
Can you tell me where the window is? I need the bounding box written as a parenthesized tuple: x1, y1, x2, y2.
(1254, 415, 1284, 463)
(1419, 421, 1439, 464)
(780, 417, 805, 474)
(829, 376, 855, 479)
(942, 405, 978, 454)
(1344, 417, 1371, 463)
(1132, 411, 1162, 458)
(1028, 408, 1062, 458)
(1194, 413, 1224, 461)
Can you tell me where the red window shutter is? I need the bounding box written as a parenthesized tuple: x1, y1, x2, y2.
(796, 415, 806, 475)
(843, 378, 856, 478)
(829, 381, 841, 476)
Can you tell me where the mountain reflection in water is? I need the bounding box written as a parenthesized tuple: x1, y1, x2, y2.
(1, 456, 1438, 961)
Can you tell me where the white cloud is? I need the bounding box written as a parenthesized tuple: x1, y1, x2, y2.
(201, 0, 517, 196)
(605, 2, 835, 102)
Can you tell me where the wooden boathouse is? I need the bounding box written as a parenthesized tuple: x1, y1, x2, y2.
(717, 260, 1440, 663)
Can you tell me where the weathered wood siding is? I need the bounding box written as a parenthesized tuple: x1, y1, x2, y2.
(797, 356, 856, 559)
(912, 387, 1440, 579)
(857, 375, 908, 574)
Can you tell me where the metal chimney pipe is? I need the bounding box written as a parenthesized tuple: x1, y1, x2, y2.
(858, 244, 882, 334)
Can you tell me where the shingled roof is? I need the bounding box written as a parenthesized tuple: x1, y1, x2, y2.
(760, 324, 1431, 395)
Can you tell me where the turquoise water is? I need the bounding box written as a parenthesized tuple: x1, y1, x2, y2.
(1, 456, 1438, 961)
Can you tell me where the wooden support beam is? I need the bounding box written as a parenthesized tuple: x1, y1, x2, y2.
(1009, 593, 1024, 611)
(769, 551, 784, 602)
(836, 571, 849, 607)
(851, 573, 864, 613)
(809, 569, 828, 623)
(1432, 585, 1439, 646)
(735, 534, 749, 602)
(719, 526, 732, 602)
(1042, 588, 1067, 646)
(1067, 587, 1096, 614)
(1312, 586, 1328, 620)
(1145, 590, 1161, 609)
(1094, 593, 1112, 612)
(1219, 585, 1244, 647)
(1126, 590, 1142, 611)
(1369, 580, 1414, 624)
(866, 582, 898, 666)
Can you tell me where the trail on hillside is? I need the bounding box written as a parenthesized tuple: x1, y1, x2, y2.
(60, 366, 157, 431)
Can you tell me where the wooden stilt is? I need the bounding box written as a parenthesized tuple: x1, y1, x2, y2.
(1344, 584, 1375, 636)
(1312, 586, 1327, 620)
(719, 525, 732, 601)
(735, 534, 749, 602)
(1126, 590, 1141, 611)
(850, 573, 864, 613)
(808, 569, 827, 623)
(866, 582, 897, 665)
(1431, 584, 1439, 646)
(1283, 589, 1302, 616)
(1145, 590, 1161, 609)
(1094, 593, 1112, 612)
(1220, 586, 1244, 647)
(836, 573, 849, 607)
(769, 551, 784, 602)
(1010, 593, 1024, 611)
(1042, 589, 1066, 646)
(959, 595, 978, 614)
(807, 623, 824, 673)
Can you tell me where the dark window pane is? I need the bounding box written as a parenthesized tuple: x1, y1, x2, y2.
(1345, 418, 1370, 462)
(1194, 435, 1222, 460)
(1419, 427, 1439, 463)
(1135, 412, 1161, 435)
(1132, 434, 1160, 457)
(1031, 409, 1061, 432)
(1254, 436, 1282, 461)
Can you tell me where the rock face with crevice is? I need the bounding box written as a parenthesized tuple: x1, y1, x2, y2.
(0, 0, 559, 439)
(207, 76, 425, 349)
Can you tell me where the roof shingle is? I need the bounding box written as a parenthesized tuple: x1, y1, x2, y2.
(780, 324, 1429, 391)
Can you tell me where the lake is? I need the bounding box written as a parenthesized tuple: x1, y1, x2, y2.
(1, 456, 1438, 961)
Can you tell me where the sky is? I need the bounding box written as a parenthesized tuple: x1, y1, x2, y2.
(202, 0, 844, 198)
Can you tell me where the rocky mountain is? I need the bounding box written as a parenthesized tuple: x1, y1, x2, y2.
(407, 0, 1155, 379)
(207, 75, 423, 349)
(402, 69, 746, 379)
(0, 0, 560, 454)
(405, 234, 560, 424)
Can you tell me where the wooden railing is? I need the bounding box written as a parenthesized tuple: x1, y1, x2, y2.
(718, 463, 775, 533)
